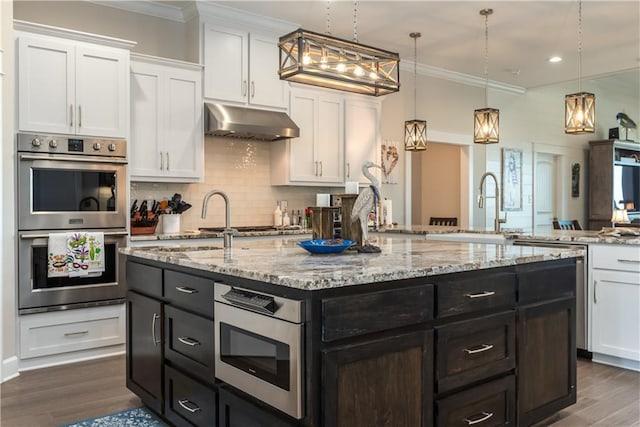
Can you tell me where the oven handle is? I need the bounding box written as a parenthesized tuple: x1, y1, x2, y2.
(20, 231, 129, 239)
(19, 153, 128, 164)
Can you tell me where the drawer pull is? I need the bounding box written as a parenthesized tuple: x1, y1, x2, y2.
(178, 399, 201, 413)
(464, 291, 496, 299)
(178, 336, 201, 347)
(152, 313, 160, 346)
(617, 259, 640, 264)
(464, 411, 494, 425)
(464, 344, 494, 355)
(64, 330, 88, 337)
(175, 286, 198, 294)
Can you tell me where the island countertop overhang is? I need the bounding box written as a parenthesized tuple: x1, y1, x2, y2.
(119, 236, 584, 291)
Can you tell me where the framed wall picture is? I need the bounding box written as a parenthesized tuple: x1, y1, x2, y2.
(381, 140, 400, 184)
(501, 148, 523, 211)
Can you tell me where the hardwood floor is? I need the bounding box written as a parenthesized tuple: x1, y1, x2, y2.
(0, 356, 638, 426)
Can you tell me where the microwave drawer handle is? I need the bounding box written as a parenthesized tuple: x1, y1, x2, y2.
(464, 291, 496, 299)
(21, 231, 128, 239)
(222, 289, 276, 315)
(19, 153, 128, 164)
(178, 399, 201, 413)
(177, 336, 201, 347)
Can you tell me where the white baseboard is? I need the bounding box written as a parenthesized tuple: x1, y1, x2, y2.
(592, 352, 640, 372)
(18, 344, 125, 372)
(2, 355, 20, 383)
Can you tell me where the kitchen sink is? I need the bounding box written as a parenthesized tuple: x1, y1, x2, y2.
(425, 232, 510, 244)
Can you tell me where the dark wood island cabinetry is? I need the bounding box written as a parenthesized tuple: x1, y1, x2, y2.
(121, 238, 581, 427)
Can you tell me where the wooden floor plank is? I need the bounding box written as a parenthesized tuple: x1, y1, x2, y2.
(1, 355, 638, 426)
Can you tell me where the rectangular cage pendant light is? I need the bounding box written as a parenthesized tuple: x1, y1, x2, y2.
(278, 28, 400, 96)
(474, 108, 500, 144)
(404, 119, 427, 151)
(565, 91, 595, 134)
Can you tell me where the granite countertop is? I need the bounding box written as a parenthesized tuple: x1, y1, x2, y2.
(130, 227, 310, 242)
(378, 226, 640, 245)
(120, 235, 584, 291)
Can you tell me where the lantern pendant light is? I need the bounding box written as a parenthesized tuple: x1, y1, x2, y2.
(474, 8, 499, 144)
(565, 0, 595, 134)
(404, 32, 427, 151)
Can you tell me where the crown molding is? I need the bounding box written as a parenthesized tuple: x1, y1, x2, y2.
(401, 60, 526, 95)
(88, 1, 187, 22)
(14, 20, 137, 49)
(195, 2, 297, 35)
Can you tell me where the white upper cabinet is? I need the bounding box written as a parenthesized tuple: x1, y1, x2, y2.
(18, 34, 128, 138)
(203, 24, 287, 110)
(271, 87, 344, 186)
(344, 99, 382, 185)
(130, 55, 203, 182)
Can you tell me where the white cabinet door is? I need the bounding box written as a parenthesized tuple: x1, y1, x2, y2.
(164, 67, 203, 180)
(18, 36, 75, 134)
(316, 94, 344, 184)
(591, 269, 640, 362)
(130, 61, 163, 178)
(75, 46, 128, 138)
(203, 25, 247, 104)
(18, 35, 128, 138)
(249, 34, 286, 109)
(345, 99, 381, 185)
(130, 56, 203, 182)
(288, 91, 317, 182)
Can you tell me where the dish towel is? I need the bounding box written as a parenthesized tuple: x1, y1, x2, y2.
(48, 232, 105, 278)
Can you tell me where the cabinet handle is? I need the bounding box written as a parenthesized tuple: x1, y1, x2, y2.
(166, 152, 170, 171)
(464, 344, 494, 354)
(175, 286, 198, 294)
(593, 280, 597, 304)
(242, 80, 247, 97)
(464, 412, 494, 425)
(64, 330, 88, 337)
(70, 104, 74, 127)
(347, 162, 350, 178)
(319, 161, 323, 176)
(251, 81, 255, 98)
(152, 313, 160, 345)
(178, 336, 201, 347)
(178, 399, 202, 413)
(617, 259, 640, 264)
(160, 152, 164, 170)
(464, 291, 495, 299)
(78, 105, 82, 128)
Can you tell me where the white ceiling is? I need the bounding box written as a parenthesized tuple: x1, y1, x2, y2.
(160, 0, 640, 92)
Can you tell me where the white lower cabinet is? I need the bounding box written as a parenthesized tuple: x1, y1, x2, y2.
(20, 304, 125, 359)
(130, 54, 203, 182)
(589, 244, 640, 370)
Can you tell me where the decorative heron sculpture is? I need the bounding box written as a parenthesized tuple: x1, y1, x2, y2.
(351, 161, 382, 253)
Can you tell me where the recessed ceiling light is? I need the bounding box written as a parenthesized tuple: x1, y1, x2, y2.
(549, 56, 562, 63)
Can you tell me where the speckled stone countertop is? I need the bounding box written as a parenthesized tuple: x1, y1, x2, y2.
(379, 226, 640, 245)
(130, 228, 310, 242)
(120, 235, 585, 291)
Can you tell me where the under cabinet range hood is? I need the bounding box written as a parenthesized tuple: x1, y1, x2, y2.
(204, 103, 300, 141)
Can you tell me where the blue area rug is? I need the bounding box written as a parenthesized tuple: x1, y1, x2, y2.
(61, 406, 168, 427)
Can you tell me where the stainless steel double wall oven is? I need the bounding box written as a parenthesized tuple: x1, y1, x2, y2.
(17, 133, 128, 313)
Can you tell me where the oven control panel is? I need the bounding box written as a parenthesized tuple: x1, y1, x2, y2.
(17, 133, 127, 158)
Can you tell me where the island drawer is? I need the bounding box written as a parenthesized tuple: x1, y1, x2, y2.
(435, 375, 515, 427)
(165, 305, 215, 382)
(127, 261, 163, 298)
(591, 244, 640, 273)
(321, 284, 434, 342)
(218, 385, 296, 427)
(164, 365, 216, 427)
(435, 271, 516, 318)
(518, 260, 575, 304)
(435, 311, 515, 394)
(164, 270, 215, 318)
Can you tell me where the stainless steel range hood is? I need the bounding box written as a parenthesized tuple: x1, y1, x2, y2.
(205, 103, 299, 141)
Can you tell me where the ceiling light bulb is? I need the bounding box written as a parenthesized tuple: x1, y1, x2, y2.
(549, 56, 562, 63)
(302, 53, 312, 65)
(576, 110, 584, 121)
(354, 65, 364, 76)
(369, 71, 378, 80)
(320, 52, 329, 69)
(336, 61, 346, 73)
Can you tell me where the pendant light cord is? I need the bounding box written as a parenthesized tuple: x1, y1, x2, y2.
(353, 0, 358, 42)
(326, 0, 331, 35)
(414, 35, 417, 118)
(578, 0, 582, 93)
(484, 11, 489, 108)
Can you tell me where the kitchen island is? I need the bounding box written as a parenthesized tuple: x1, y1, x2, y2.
(121, 236, 584, 427)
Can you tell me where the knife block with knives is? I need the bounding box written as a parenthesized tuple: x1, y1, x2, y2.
(130, 199, 159, 235)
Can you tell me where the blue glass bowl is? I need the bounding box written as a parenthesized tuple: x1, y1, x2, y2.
(296, 239, 356, 254)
